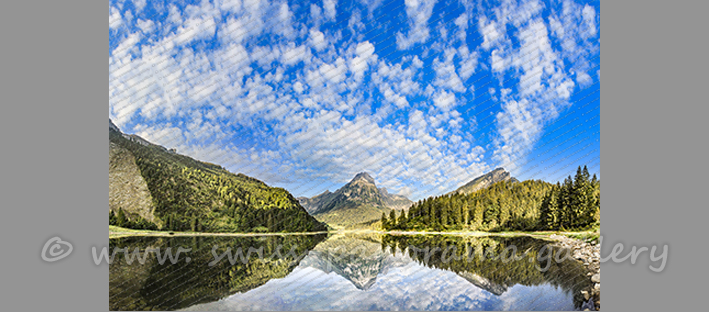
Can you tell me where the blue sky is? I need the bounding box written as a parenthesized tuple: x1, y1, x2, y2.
(109, 0, 600, 201)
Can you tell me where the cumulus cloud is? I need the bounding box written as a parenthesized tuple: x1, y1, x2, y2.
(281, 43, 309, 66)
(136, 19, 154, 33)
(582, 5, 598, 38)
(109, 6, 122, 29)
(396, 0, 438, 50)
(309, 29, 327, 51)
(350, 41, 376, 81)
(323, 0, 337, 20)
(479, 18, 502, 50)
(433, 90, 456, 111)
(133, 0, 147, 13)
(433, 48, 465, 92)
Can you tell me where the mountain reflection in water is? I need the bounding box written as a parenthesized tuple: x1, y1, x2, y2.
(108, 234, 590, 311)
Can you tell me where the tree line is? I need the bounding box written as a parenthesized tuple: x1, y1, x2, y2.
(109, 209, 159, 230)
(382, 166, 600, 232)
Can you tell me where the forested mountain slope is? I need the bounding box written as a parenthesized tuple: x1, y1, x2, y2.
(108, 120, 326, 233)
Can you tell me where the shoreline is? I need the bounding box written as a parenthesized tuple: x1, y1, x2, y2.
(109, 226, 598, 239)
(549, 233, 601, 311)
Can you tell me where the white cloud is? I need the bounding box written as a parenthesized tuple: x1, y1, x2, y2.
(433, 91, 456, 111)
(582, 5, 597, 38)
(358, 0, 384, 12)
(167, 5, 181, 25)
(457, 46, 478, 80)
(396, 0, 438, 50)
(123, 10, 133, 25)
(454, 13, 468, 41)
(216, 0, 242, 13)
(281, 44, 309, 66)
(383, 88, 409, 108)
(109, 6, 122, 29)
(293, 81, 304, 93)
(112, 32, 141, 60)
(133, 0, 147, 13)
(576, 71, 592, 87)
(355, 41, 375, 58)
(136, 19, 154, 33)
(323, 0, 337, 20)
(316, 57, 348, 85)
(433, 48, 465, 92)
(309, 4, 323, 25)
(479, 17, 501, 50)
(309, 29, 327, 51)
(219, 17, 248, 43)
(350, 41, 376, 81)
(491, 49, 506, 73)
(218, 43, 251, 75)
(492, 98, 539, 171)
(173, 2, 218, 46)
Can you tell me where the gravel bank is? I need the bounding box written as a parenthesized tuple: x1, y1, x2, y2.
(549, 234, 600, 311)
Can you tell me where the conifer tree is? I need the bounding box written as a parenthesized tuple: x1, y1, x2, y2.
(389, 210, 397, 229)
(398, 210, 407, 228)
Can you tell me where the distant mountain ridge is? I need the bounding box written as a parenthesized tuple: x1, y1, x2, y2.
(298, 172, 412, 228)
(378, 187, 412, 211)
(450, 168, 519, 196)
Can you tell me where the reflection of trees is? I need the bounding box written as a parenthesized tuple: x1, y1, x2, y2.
(109, 235, 326, 311)
(381, 235, 591, 309)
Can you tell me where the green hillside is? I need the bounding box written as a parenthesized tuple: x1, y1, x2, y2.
(314, 203, 391, 229)
(108, 121, 326, 233)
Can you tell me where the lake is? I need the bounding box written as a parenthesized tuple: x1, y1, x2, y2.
(109, 233, 591, 311)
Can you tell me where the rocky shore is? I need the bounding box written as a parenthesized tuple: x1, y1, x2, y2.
(549, 234, 601, 311)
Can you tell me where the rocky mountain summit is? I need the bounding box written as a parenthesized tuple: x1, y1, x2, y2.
(451, 168, 519, 195)
(298, 172, 412, 228)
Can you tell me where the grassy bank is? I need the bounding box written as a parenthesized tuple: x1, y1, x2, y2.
(110, 225, 598, 241)
(109, 225, 329, 239)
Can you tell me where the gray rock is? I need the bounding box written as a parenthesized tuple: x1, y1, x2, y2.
(591, 274, 600, 283)
(581, 290, 590, 300)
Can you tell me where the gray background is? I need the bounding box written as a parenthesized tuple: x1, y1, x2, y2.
(0, 0, 706, 311)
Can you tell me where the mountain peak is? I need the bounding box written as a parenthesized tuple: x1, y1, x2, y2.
(352, 172, 375, 184)
(298, 172, 413, 226)
(109, 119, 121, 133)
(452, 168, 518, 196)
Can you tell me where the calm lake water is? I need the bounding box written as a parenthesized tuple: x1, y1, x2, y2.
(109, 234, 590, 311)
